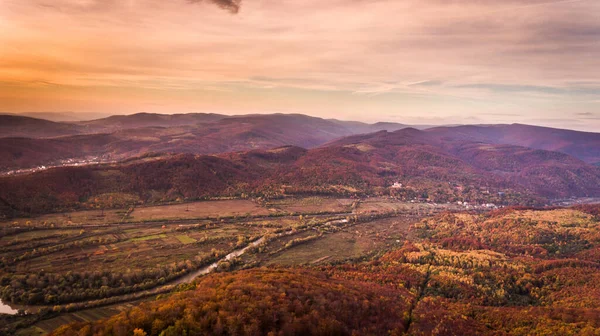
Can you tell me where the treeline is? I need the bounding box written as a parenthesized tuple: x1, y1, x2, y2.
(0, 251, 225, 305)
(1, 235, 121, 266)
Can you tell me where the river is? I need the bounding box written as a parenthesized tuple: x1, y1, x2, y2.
(0, 219, 351, 316)
(173, 236, 265, 285)
(0, 299, 20, 315)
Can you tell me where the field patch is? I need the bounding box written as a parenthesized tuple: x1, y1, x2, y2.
(130, 234, 167, 242)
(266, 233, 362, 266)
(267, 197, 354, 214)
(1, 208, 128, 228)
(129, 200, 270, 221)
(175, 235, 196, 244)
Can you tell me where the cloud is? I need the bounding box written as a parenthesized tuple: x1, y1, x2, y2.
(27, 0, 242, 13)
(408, 80, 444, 87)
(188, 0, 241, 13)
(1, 0, 599, 131)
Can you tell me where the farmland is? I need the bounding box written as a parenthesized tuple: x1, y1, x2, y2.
(3, 196, 600, 335)
(257, 216, 416, 266)
(37, 204, 600, 336)
(1, 196, 455, 335)
(128, 200, 272, 221)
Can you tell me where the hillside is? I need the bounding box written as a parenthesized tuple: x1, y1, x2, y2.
(325, 129, 600, 198)
(4, 114, 600, 174)
(2, 128, 600, 216)
(49, 268, 411, 336)
(0, 115, 83, 139)
(427, 124, 600, 165)
(0, 134, 118, 172)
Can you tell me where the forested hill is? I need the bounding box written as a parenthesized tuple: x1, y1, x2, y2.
(2, 127, 600, 217)
(425, 124, 600, 164)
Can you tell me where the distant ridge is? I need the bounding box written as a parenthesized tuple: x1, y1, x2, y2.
(1, 113, 600, 178)
(426, 124, 600, 164)
(0, 115, 83, 138)
(0, 113, 416, 171)
(2, 126, 600, 216)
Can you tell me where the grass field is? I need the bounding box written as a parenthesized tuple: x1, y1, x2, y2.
(242, 215, 418, 267)
(1, 209, 128, 228)
(11, 223, 268, 275)
(355, 197, 459, 214)
(266, 197, 354, 214)
(175, 234, 197, 244)
(266, 232, 364, 265)
(129, 200, 271, 221)
(1, 199, 431, 279)
(130, 233, 167, 242)
(0, 197, 442, 230)
(0, 199, 272, 229)
(3, 206, 324, 278)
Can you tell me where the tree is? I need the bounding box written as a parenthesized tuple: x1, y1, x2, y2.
(133, 328, 148, 336)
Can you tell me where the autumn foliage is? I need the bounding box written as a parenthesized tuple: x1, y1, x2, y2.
(49, 207, 600, 335)
(50, 268, 410, 336)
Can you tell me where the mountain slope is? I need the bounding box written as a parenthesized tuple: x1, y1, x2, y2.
(0, 115, 83, 139)
(78, 112, 227, 133)
(427, 124, 600, 164)
(326, 129, 600, 198)
(2, 128, 600, 216)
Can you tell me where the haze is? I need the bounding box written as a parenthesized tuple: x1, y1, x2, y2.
(1, 0, 599, 131)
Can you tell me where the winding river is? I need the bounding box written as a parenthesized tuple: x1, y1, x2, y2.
(0, 218, 349, 316)
(173, 236, 265, 285)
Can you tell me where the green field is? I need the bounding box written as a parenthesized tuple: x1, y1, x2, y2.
(130, 233, 167, 242)
(175, 234, 196, 244)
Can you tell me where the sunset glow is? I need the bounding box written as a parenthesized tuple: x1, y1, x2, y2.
(1, 0, 599, 130)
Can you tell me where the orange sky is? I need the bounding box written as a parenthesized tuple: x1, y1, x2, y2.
(1, 0, 599, 130)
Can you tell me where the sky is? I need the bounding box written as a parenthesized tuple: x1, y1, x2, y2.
(1, 0, 600, 131)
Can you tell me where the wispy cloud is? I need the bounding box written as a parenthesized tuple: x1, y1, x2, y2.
(188, 0, 241, 13)
(0, 0, 599, 131)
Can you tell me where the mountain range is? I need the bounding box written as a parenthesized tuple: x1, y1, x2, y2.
(2, 113, 600, 173)
(0, 113, 417, 171)
(1, 113, 600, 216)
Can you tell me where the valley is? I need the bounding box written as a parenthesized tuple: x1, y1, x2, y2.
(1, 113, 600, 335)
(3, 0, 600, 333)
(1, 196, 455, 334)
(2, 199, 598, 335)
